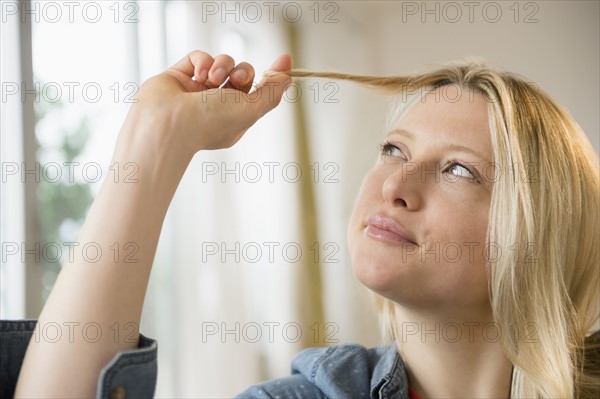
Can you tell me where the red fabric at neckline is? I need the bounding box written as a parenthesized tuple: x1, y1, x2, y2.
(408, 386, 421, 399)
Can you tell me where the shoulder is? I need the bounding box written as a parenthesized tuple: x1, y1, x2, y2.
(237, 343, 409, 399)
(291, 343, 391, 381)
(236, 374, 326, 399)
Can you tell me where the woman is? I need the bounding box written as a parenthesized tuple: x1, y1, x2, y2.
(5, 51, 599, 398)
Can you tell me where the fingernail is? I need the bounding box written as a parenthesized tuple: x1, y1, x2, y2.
(211, 67, 226, 84)
(233, 69, 248, 81)
(197, 69, 208, 82)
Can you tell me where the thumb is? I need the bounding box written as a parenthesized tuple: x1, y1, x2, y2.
(247, 54, 292, 119)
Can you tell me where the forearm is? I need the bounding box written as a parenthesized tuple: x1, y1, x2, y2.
(14, 125, 192, 398)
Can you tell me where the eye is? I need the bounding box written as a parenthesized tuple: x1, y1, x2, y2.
(380, 142, 404, 158)
(444, 160, 477, 182)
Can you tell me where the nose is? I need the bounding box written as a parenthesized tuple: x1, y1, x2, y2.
(381, 163, 422, 210)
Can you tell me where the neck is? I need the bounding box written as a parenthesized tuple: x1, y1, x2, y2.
(395, 307, 513, 399)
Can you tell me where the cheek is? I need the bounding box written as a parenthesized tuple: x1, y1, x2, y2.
(347, 170, 382, 242)
(418, 194, 491, 306)
(427, 189, 490, 248)
(348, 172, 375, 228)
(347, 171, 389, 285)
(424, 191, 490, 276)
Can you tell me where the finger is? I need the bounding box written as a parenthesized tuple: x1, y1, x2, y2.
(255, 54, 292, 88)
(247, 54, 292, 119)
(222, 62, 255, 93)
(188, 54, 292, 132)
(170, 50, 214, 83)
(205, 54, 236, 88)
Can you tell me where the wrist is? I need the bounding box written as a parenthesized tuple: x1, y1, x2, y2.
(119, 102, 194, 162)
(110, 123, 193, 206)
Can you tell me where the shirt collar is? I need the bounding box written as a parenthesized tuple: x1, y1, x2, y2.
(370, 344, 409, 399)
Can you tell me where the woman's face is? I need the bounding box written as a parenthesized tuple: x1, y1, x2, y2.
(348, 85, 494, 316)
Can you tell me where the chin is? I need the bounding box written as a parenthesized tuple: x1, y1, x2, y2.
(351, 245, 406, 296)
(349, 229, 426, 304)
(348, 221, 401, 288)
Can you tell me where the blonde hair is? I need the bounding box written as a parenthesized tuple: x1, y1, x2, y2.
(266, 61, 600, 397)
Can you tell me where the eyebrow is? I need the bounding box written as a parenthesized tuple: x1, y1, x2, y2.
(387, 129, 415, 141)
(386, 129, 491, 164)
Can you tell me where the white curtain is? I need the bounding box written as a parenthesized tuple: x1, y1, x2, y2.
(1, 8, 27, 319)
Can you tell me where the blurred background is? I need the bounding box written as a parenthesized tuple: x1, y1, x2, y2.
(1, 1, 598, 397)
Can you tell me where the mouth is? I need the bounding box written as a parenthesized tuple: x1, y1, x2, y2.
(365, 215, 418, 245)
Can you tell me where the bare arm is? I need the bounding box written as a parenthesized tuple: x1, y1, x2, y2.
(14, 51, 292, 398)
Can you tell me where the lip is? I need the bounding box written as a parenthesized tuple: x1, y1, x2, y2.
(365, 215, 418, 245)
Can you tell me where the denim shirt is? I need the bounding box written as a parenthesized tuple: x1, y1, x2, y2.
(237, 343, 409, 398)
(1, 319, 409, 399)
(1, 320, 157, 399)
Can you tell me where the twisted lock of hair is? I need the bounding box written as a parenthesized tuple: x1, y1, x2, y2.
(266, 62, 600, 398)
(265, 68, 447, 94)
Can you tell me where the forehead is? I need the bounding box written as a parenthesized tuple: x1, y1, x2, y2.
(392, 85, 492, 157)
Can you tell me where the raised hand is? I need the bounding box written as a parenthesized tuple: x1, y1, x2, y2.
(122, 50, 292, 159)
